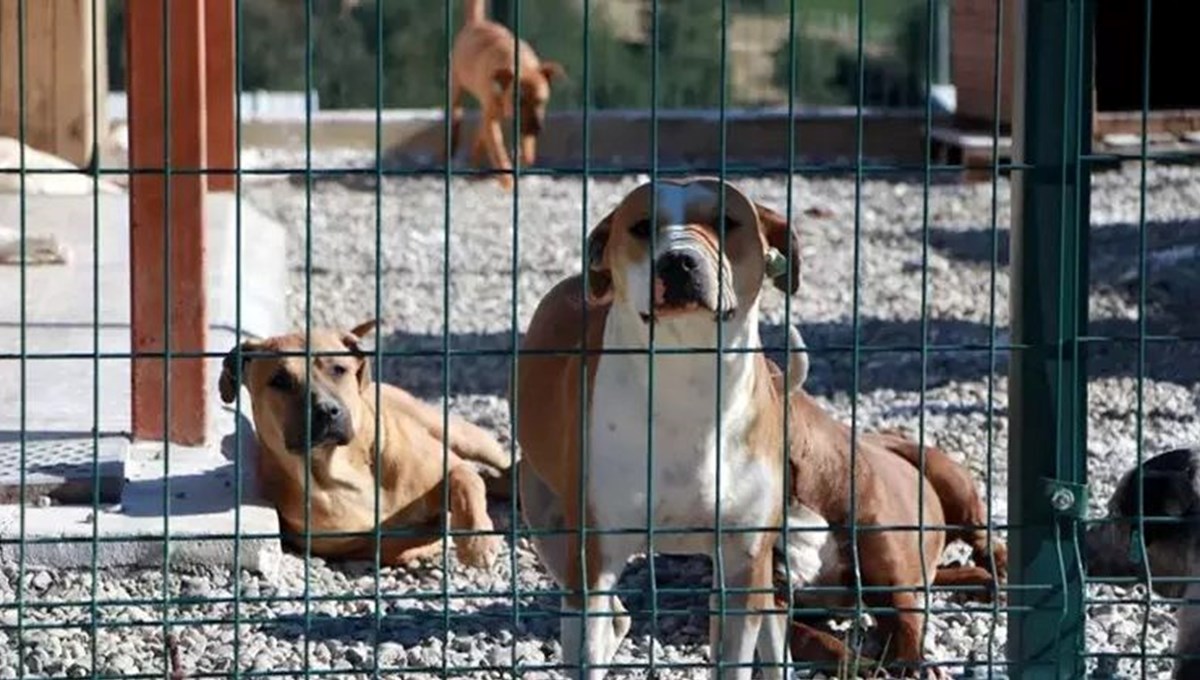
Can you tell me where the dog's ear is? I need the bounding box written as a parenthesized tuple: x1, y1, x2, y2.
(219, 340, 264, 404)
(339, 331, 373, 391)
(492, 66, 515, 93)
(348, 319, 377, 339)
(540, 61, 566, 82)
(584, 212, 614, 305)
(755, 203, 801, 295)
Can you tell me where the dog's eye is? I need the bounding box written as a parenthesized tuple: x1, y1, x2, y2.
(721, 216, 741, 233)
(330, 364, 349, 379)
(268, 371, 292, 391)
(629, 219, 652, 239)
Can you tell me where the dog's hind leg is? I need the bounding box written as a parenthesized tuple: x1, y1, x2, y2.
(933, 565, 1000, 603)
(446, 464, 502, 568)
(470, 132, 488, 168)
(711, 536, 779, 680)
(519, 463, 569, 583)
(870, 430, 1009, 582)
(519, 463, 632, 667)
(384, 386, 512, 474)
(869, 590, 952, 679)
(378, 536, 446, 566)
(757, 605, 789, 680)
(531, 464, 632, 680)
(479, 104, 514, 189)
(786, 613, 867, 676)
(560, 537, 632, 680)
(444, 415, 511, 472)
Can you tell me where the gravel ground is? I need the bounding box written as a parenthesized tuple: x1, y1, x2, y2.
(3, 155, 1199, 678)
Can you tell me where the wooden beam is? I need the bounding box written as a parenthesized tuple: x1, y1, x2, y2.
(127, 0, 209, 446)
(0, 0, 106, 168)
(205, 0, 235, 191)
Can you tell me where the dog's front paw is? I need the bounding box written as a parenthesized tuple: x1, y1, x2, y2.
(456, 533, 501, 569)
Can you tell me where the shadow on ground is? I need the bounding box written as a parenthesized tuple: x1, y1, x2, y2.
(379, 319, 1011, 404)
(119, 410, 267, 518)
(921, 218, 1200, 332)
(916, 217, 1200, 387)
(380, 311, 1199, 408)
(263, 553, 713, 650)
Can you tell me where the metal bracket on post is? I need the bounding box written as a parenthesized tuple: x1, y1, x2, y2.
(1043, 478, 1089, 519)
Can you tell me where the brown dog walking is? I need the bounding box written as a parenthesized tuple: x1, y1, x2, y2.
(450, 0, 564, 189)
(219, 320, 511, 568)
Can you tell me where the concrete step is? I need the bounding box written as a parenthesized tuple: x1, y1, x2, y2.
(0, 191, 289, 576)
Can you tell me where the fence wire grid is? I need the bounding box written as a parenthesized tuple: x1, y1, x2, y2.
(1, 0, 1199, 679)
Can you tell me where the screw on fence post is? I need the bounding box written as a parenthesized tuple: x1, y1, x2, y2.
(1008, 0, 1093, 678)
(1049, 487, 1075, 513)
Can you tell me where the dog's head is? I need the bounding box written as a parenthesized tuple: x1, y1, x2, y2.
(584, 178, 799, 341)
(492, 60, 565, 165)
(218, 320, 377, 455)
(1085, 447, 1200, 599)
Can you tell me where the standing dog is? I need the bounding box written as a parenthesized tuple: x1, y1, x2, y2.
(450, 0, 564, 189)
(219, 320, 511, 568)
(515, 179, 1005, 678)
(1086, 447, 1200, 679)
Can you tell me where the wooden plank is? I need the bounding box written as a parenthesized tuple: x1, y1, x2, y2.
(0, 0, 102, 167)
(0, 1, 52, 150)
(128, 0, 209, 446)
(1094, 109, 1200, 137)
(950, 0, 1018, 128)
(205, 0, 235, 191)
(53, 0, 106, 164)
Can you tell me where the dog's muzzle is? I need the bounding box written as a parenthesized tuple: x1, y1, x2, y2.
(286, 395, 353, 451)
(645, 247, 735, 322)
(657, 250, 706, 305)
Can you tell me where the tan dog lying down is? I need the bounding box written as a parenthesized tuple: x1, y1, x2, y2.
(219, 320, 510, 568)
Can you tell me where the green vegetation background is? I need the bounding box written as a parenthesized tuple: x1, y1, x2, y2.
(106, 0, 933, 110)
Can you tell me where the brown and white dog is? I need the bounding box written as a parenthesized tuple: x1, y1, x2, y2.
(219, 320, 511, 568)
(515, 179, 1006, 678)
(450, 0, 564, 189)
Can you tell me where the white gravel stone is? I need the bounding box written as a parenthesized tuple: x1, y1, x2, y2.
(2, 152, 1197, 678)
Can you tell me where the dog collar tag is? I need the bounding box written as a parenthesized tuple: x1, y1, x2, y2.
(765, 247, 789, 279)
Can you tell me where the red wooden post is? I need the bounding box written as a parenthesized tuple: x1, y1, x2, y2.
(205, 0, 236, 192)
(127, 0, 209, 446)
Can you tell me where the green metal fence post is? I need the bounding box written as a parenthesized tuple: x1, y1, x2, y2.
(1008, 0, 1094, 678)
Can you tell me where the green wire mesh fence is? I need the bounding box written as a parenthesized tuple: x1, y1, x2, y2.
(0, 0, 1198, 678)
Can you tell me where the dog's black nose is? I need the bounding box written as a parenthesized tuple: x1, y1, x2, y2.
(313, 399, 342, 422)
(310, 398, 342, 430)
(308, 397, 353, 447)
(656, 250, 705, 305)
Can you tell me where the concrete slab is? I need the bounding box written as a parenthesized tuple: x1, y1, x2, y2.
(0, 192, 288, 434)
(0, 190, 290, 574)
(0, 437, 281, 577)
(0, 434, 125, 504)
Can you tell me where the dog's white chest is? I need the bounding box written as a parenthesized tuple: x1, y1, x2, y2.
(588, 352, 776, 555)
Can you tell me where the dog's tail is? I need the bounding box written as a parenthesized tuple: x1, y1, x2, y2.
(868, 429, 1008, 581)
(464, 0, 487, 25)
